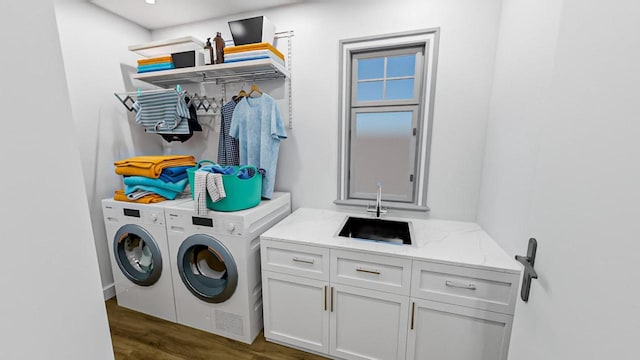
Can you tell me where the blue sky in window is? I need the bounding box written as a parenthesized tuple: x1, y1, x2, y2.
(387, 55, 415, 77)
(357, 54, 416, 101)
(358, 58, 384, 79)
(386, 79, 414, 99)
(357, 81, 383, 101)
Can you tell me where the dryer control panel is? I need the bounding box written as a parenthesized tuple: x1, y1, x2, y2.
(122, 208, 164, 226)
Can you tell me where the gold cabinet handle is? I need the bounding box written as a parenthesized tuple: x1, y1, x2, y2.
(356, 267, 381, 275)
(410, 302, 415, 330)
(324, 286, 327, 311)
(331, 287, 334, 312)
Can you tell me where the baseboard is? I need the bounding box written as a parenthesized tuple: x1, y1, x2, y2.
(103, 283, 116, 300)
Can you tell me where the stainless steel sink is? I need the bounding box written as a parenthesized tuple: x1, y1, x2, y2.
(338, 217, 412, 245)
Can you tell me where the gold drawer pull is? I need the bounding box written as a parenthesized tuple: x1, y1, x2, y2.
(331, 287, 334, 312)
(445, 280, 477, 290)
(410, 302, 415, 330)
(292, 257, 315, 264)
(356, 267, 381, 275)
(324, 286, 328, 311)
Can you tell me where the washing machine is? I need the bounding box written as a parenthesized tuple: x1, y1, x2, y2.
(102, 197, 189, 322)
(165, 192, 291, 344)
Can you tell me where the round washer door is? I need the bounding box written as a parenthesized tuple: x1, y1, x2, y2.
(113, 224, 163, 286)
(177, 234, 238, 304)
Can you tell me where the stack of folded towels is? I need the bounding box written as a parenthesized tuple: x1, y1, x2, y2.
(113, 155, 196, 203)
(223, 42, 285, 67)
(137, 56, 175, 73)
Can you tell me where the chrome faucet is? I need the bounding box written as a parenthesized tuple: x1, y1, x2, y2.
(367, 182, 387, 218)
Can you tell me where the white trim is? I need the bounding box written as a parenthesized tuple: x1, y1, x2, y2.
(417, 37, 437, 206)
(103, 283, 116, 300)
(337, 29, 439, 210)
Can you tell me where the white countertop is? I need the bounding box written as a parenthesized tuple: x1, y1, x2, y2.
(261, 208, 521, 274)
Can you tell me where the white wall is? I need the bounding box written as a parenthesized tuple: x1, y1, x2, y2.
(479, 0, 640, 358)
(54, 0, 153, 298)
(477, 0, 563, 256)
(152, 0, 503, 221)
(0, 0, 113, 358)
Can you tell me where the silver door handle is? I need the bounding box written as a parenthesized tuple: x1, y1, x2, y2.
(292, 257, 314, 264)
(445, 280, 476, 290)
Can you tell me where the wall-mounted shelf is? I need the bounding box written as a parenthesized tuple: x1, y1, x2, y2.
(131, 59, 290, 87)
(129, 36, 204, 57)
(130, 31, 294, 128)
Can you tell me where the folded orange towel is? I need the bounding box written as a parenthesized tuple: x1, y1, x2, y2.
(224, 42, 284, 60)
(113, 189, 166, 204)
(114, 155, 196, 178)
(137, 56, 174, 65)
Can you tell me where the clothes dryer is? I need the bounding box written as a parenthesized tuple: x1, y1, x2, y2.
(102, 198, 189, 322)
(165, 192, 291, 344)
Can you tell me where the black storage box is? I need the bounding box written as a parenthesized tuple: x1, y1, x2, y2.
(228, 16, 276, 46)
(171, 50, 196, 68)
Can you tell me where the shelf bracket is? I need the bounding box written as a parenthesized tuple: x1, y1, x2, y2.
(276, 29, 294, 129)
(515, 238, 539, 302)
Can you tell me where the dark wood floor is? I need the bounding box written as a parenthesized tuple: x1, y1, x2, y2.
(106, 298, 327, 360)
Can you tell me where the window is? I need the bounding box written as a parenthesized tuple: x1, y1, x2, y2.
(336, 29, 439, 210)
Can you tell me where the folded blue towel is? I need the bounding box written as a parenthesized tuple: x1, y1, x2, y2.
(123, 176, 188, 193)
(159, 172, 188, 183)
(162, 166, 192, 176)
(159, 166, 191, 183)
(137, 63, 175, 71)
(137, 64, 175, 73)
(124, 184, 180, 200)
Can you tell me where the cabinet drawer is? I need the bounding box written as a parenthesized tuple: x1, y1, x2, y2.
(411, 260, 519, 314)
(261, 240, 330, 281)
(331, 250, 412, 295)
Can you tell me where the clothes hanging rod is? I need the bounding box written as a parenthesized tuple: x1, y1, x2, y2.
(146, 70, 284, 85)
(115, 88, 175, 95)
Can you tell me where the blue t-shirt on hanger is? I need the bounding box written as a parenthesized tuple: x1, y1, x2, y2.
(229, 93, 287, 199)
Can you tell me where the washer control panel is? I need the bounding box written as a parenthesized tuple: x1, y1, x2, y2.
(143, 211, 164, 225)
(224, 221, 243, 235)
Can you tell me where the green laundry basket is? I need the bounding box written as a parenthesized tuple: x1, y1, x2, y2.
(187, 160, 262, 212)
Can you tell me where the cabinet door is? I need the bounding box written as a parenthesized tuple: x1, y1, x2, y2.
(406, 298, 513, 360)
(262, 271, 330, 354)
(330, 283, 409, 360)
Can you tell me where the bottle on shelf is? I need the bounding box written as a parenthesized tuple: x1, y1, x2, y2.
(204, 37, 214, 65)
(214, 32, 225, 64)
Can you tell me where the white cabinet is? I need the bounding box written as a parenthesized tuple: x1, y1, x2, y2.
(262, 240, 330, 280)
(330, 283, 409, 360)
(406, 298, 512, 360)
(411, 260, 519, 314)
(261, 239, 410, 360)
(331, 249, 412, 296)
(407, 261, 518, 360)
(260, 239, 518, 360)
(262, 271, 329, 353)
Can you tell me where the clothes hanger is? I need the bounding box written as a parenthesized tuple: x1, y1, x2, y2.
(237, 81, 248, 98)
(248, 83, 263, 97)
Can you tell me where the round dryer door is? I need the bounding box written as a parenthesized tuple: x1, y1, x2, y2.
(177, 234, 238, 304)
(113, 224, 163, 286)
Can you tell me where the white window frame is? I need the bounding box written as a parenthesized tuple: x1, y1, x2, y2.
(336, 28, 440, 211)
